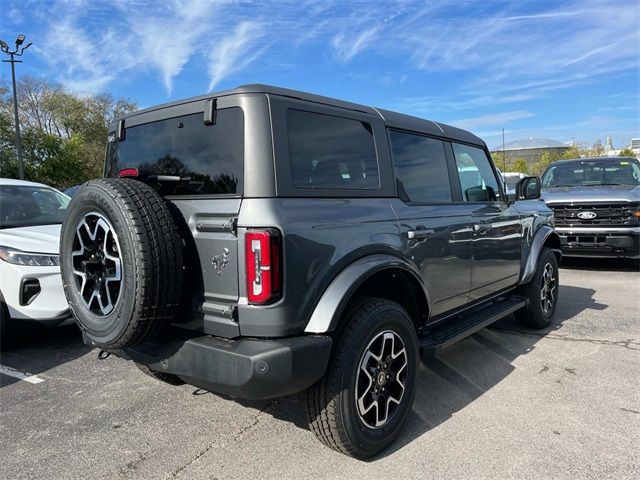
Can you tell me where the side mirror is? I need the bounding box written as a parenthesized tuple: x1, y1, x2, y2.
(516, 176, 541, 200)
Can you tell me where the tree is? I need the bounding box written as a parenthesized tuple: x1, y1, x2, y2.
(619, 147, 637, 158)
(531, 151, 558, 175)
(586, 141, 605, 157)
(0, 76, 137, 188)
(560, 146, 581, 160)
(491, 151, 507, 171)
(512, 158, 529, 174)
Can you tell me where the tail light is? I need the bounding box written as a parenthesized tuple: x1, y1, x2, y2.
(118, 168, 139, 178)
(245, 229, 281, 304)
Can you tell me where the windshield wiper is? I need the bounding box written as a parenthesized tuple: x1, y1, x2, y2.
(594, 182, 634, 186)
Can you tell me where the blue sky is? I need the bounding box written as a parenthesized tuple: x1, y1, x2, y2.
(1, 0, 638, 149)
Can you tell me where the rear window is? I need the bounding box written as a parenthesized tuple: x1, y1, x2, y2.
(106, 108, 244, 196)
(287, 109, 379, 190)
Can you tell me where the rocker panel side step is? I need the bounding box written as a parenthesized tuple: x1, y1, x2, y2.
(419, 295, 528, 353)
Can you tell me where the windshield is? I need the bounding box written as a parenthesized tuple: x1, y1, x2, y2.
(0, 185, 70, 229)
(542, 159, 640, 187)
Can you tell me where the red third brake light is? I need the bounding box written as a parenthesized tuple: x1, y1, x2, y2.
(118, 168, 139, 178)
(245, 229, 281, 304)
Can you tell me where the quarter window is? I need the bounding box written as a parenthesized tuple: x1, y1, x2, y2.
(287, 109, 379, 190)
(452, 143, 500, 202)
(389, 130, 452, 203)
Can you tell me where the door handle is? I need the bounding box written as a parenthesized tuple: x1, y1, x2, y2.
(408, 229, 435, 240)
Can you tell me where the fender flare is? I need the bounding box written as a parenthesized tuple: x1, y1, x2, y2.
(304, 254, 430, 334)
(520, 225, 562, 285)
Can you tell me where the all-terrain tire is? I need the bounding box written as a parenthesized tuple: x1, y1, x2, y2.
(515, 247, 559, 329)
(60, 179, 183, 349)
(135, 363, 185, 386)
(306, 297, 418, 459)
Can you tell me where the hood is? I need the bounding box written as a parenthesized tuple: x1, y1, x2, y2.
(541, 184, 640, 204)
(0, 224, 61, 254)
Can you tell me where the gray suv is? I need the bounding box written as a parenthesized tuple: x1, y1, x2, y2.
(59, 85, 561, 458)
(541, 157, 640, 259)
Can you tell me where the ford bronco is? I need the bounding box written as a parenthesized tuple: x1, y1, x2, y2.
(59, 85, 561, 458)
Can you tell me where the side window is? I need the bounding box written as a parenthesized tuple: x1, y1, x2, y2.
(287, 109, 379, 190)
(452, 143, 500, 202)
(389, 130, 452, 203)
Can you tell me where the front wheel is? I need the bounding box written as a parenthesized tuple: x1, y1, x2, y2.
(305, 297, 418, 459)
(515, 247, 559, 329)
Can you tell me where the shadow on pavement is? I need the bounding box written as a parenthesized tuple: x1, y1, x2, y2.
(560, 256, 639, 273)
(0, 322, 90, 388)
(382, 282, 608, 458)
(206, 283, 608, 459)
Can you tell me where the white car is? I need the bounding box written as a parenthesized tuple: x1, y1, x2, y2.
(0, 179, 73, 335)
(502, 172, 528, 195)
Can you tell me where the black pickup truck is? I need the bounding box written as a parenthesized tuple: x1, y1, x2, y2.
(59, 85, 561, 458)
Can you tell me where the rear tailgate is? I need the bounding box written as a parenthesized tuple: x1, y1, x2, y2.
(172, 198, 241, 337)
(104, 103, 245, 337)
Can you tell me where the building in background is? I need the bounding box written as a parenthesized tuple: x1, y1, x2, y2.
(491, 137, 569, 168)
(631, 138, 640, 155)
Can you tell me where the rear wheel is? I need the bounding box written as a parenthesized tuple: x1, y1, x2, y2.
(515, 247, 559, 329)
(306, 297, 418, 459)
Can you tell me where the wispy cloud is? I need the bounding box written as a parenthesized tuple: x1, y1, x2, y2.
(208, 22, 266, 91)
(7, 0, 638, 121)
(451, 111, 535, 130)
(331, 26, 380, 63)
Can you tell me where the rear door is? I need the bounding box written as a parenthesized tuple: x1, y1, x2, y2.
(105, 97, 246, 336)
(388, 130, 473, 317)
(450, 142, 522, 300)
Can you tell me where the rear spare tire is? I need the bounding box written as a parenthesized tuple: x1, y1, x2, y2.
(60, 179, 183, 349)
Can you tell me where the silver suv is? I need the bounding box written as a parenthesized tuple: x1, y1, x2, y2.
(541, 157, 640, 259)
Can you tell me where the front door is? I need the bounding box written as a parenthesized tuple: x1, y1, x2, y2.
(388, 130, 473, 316)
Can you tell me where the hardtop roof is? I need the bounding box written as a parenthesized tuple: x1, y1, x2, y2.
(115, 84, 486, 147)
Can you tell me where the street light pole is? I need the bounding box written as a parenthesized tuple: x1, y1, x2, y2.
(1, 34, 32, 180)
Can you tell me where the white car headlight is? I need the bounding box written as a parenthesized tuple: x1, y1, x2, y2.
(0, 245, 60, 266)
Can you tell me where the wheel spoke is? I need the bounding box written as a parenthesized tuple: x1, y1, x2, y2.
(71, 213, 122, 317)
(355, 329, 408, 429)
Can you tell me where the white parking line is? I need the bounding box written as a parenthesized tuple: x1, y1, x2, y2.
(0, 365, 45, 384)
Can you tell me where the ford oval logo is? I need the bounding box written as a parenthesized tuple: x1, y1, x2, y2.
(577, 211, 597, 219)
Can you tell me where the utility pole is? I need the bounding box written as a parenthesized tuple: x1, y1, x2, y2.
(1, 34, 32, 180)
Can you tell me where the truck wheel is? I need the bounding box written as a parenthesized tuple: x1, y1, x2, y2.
(306, 297, 418, 459)
(59, 179, 183, 350)
(515, 247, 559, 329)
(135, 363, 184, 386)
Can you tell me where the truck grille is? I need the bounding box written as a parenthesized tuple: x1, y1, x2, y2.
(549, 203, 638, 227)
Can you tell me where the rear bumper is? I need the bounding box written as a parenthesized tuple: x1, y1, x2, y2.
(118, 333, 332, 400)
(556, 227, 640, 259)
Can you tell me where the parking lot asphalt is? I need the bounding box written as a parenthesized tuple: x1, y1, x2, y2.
(1, 258, 639, 480)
